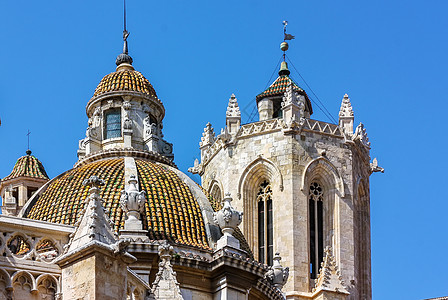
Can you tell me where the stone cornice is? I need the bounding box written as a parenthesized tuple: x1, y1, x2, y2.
(86, 90, 165, 119)
(74, 148, 177, 168)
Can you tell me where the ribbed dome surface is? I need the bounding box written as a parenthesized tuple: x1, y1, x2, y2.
(25, 158, 210, 249)
(3, 153, 49, 181)
(93, 69, 157, 98)
(256, 75, 305, 100)
(256, 75, 313, 114)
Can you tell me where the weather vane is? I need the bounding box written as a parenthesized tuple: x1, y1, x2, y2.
(281, 21, 295, 61)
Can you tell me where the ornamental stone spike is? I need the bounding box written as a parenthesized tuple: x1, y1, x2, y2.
(339, 93, 354, 136)
(312, 246, 349, 295)
(265, 252, 289, 290)
(120, 174, 146, 231)
(226, 94, 241, 135)
(213, 193, 243, 249)
(199, 122, 215, 149)
(353, 122, 371, 149)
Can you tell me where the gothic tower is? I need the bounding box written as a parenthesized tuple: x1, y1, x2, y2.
(190, 40, 383, 300)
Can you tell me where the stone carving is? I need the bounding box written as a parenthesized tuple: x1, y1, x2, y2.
(144, 116, 162, 139)
(282, 83, 298, 106)
(265, 252, 289, 290)
(160, 141, 173, 155)
(148, 123, 158, 136)
(61, 175, 119, 253)
(353, 122, 371, 148)
(339, 94, 354, 136)
(124, 117, 133, 130)
(282, 83, 305, 119)
(151, 243, 183, 300)
(120, 175, 146, 231)
(312, 246, 349, 295)
(213, 193, 243, 237)
(188, 158, 203, 175)
(226, 94, 241, 117)
(200, 123, 215, 148)
(370, 157, 384, 173)
(86, 126, 99, 139)
(213, 193, 243, 249)
(339, 94, 353, 118)
(123, 100, 132, 110)
(218, 127, 231, 144)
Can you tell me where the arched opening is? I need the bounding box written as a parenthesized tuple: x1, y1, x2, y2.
(302, 157, 343, 285)
(239, 157, 282, 265)
(309, 182, 324, 279)
(209, 181, 223, 204)
(257, 180, 273, 265)
(355, 179, 371, 299)
(37, 275, 57, 300)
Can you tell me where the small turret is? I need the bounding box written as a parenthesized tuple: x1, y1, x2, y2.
(0, 150, 49, 216)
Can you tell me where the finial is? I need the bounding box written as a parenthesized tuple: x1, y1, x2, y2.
(116, 0, 134, 69)
(281, 21, 295, 62)
(26, 130, 31, 154)
(279, 61, 290, 76)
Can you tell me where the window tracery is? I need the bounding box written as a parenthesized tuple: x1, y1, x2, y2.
(37, 276, 57, 299)
(257, 180, 273, 265)
(309, 182, 324, 279)
(7, 235, 30, 257)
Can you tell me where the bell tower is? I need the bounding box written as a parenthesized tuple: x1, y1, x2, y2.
(190, 22, 383, 300)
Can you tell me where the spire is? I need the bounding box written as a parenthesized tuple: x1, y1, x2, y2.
(116, 0, 134, 69)
(312, 246, 349, 295)
(279, 21, 293, 76)
(339, 94, 354, 136)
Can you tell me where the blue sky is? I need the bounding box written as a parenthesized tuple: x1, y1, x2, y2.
(1, 1, 447, 299)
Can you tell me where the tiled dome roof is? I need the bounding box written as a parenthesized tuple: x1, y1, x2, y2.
(93, 69, 157, 98)
(256, 75, 313, 115)
(25, 158, 210, 250)
(3, 151, 49, 181)
(256, 75, 305, 100)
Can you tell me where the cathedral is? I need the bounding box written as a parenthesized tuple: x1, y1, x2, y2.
(0, 20, 382, 300)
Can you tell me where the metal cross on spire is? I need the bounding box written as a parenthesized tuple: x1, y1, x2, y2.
(26, 130, 31, 155)
(122, 0, 130, 54)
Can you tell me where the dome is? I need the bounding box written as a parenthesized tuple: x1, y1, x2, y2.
(93, 69, 158, 98)
(2, 150, 49, 181)
(23, 158, 211, 249)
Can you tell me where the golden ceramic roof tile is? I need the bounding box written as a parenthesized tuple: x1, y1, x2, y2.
(25, 157, 211, 250)
(3, 152, 49, 182)
(93, 69, 157, 98)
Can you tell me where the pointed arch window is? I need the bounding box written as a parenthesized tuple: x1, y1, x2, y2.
(309, 182, 324, 279)
(104, 109, 122, 139)
(257, 180, 273, 265)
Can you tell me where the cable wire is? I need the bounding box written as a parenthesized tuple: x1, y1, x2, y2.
(286, 55, 338, 124)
